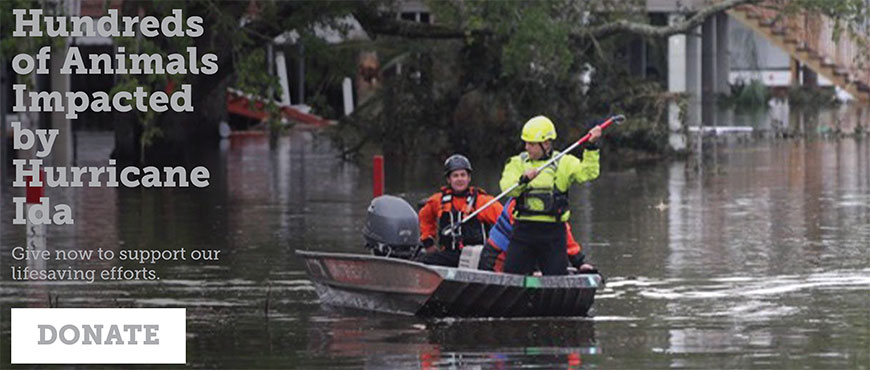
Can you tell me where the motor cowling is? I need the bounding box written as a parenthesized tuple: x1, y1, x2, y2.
(363, 195, 421, 259)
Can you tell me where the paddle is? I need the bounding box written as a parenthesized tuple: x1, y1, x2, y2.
(441, 114, 626, 238)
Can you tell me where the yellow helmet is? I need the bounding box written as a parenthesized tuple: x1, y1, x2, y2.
(521, 116, 557, 142)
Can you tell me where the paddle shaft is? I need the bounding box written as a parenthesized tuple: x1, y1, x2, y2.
(448, 115, 624, 232)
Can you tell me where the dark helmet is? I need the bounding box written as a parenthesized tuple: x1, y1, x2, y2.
(443, 154, 472, 176)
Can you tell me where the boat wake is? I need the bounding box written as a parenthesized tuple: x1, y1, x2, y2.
(598, 268, 870, 321)
(603, 268, 870, 300)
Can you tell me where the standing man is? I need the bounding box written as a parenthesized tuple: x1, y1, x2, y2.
(480, 197, 596, 273)
(499, 116, 601, 275)
(417, 154, 503, 267)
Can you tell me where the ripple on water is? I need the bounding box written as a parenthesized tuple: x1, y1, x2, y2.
(629, 269, 870, 300)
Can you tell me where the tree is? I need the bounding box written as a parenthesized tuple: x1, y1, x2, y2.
(325, 0, 867, 159)
(330, 0, 684, 159)
(1, 0, 368, 164)
(109, 0, 364, 164)
(4, 0, 864, 163)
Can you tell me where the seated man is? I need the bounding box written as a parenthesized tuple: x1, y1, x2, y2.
(480, 197, 596, 273)
(416, 154, 503, 267)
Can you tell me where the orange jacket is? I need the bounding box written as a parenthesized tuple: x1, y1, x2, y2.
(565, 223, 582, 256)
(419, 186, 503, 244)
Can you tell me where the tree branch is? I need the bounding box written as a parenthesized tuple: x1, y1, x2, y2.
(586, 0, 759, 38)
(354, 0, 759, 41)
(352, 4, 488, 39)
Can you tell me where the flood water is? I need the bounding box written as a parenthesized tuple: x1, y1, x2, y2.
(1, 110, 869, 369)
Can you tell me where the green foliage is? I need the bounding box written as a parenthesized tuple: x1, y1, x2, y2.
(326, 0, 682, 159)
(0, 0, 65, 86)
(235, 48, 283, 131)
(0, 0, 51, 56)
(3, 0, 364, 158)
(783, 0, 868, 20)
(110, 1, 194, 161)
(720, 80, 839, 114)
(787, 85, 838, 107)
(590, 77, 677, 154)
(235, 49, 276, 98)
(499, 4, 573, 80)
(328, 51, 448, 160)
(781, 0, 869, 52)
(7, 0, 864, 161)
(722, 79, 771, 109)
(430, 1, 576, 82)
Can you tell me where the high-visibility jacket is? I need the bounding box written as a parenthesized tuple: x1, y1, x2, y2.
(418, 186, 503, 249)
(499, 149, 599, 222)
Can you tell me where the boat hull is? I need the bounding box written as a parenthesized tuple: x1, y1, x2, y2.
(297, 250, 602, 318)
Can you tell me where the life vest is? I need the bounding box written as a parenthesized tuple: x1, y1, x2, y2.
(437, 186, 489, 250)
(514, 152, 570, 220)
(487, 198, 515, 252)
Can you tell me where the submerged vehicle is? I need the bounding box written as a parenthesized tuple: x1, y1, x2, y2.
(297, 195, 603, 318)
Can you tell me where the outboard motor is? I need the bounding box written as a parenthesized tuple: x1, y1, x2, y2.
(363, 195, 421, 259)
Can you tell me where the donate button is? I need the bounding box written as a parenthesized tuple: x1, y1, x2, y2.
(11, 308, 185, 364)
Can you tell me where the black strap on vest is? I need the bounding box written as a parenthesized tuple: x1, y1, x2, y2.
(514, 154, 569, 217)
(440, 187, 477, 208)
(437, 187, 486, 250)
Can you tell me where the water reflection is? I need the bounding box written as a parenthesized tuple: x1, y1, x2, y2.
(694, 102, 869, 139)
(1, 104, 869, 368)
(305, 313, 598, 369)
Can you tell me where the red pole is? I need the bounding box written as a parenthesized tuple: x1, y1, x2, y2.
(373, 155, 384, 198)
(25, 170, 47, 251)
(25, 170, 45, 204)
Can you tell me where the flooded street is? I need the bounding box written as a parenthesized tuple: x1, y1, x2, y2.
(2, 114, 869, 369)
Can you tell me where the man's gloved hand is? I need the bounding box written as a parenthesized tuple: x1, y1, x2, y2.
(584, 118, 606, 150)
(519, 168, 538, 185)
(578, 264, 598, 274)
(421, 237, 434, 248)
(420, 237, 437, 254)
(569, 253, 585, 268)
(570, 253, 599, 274)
